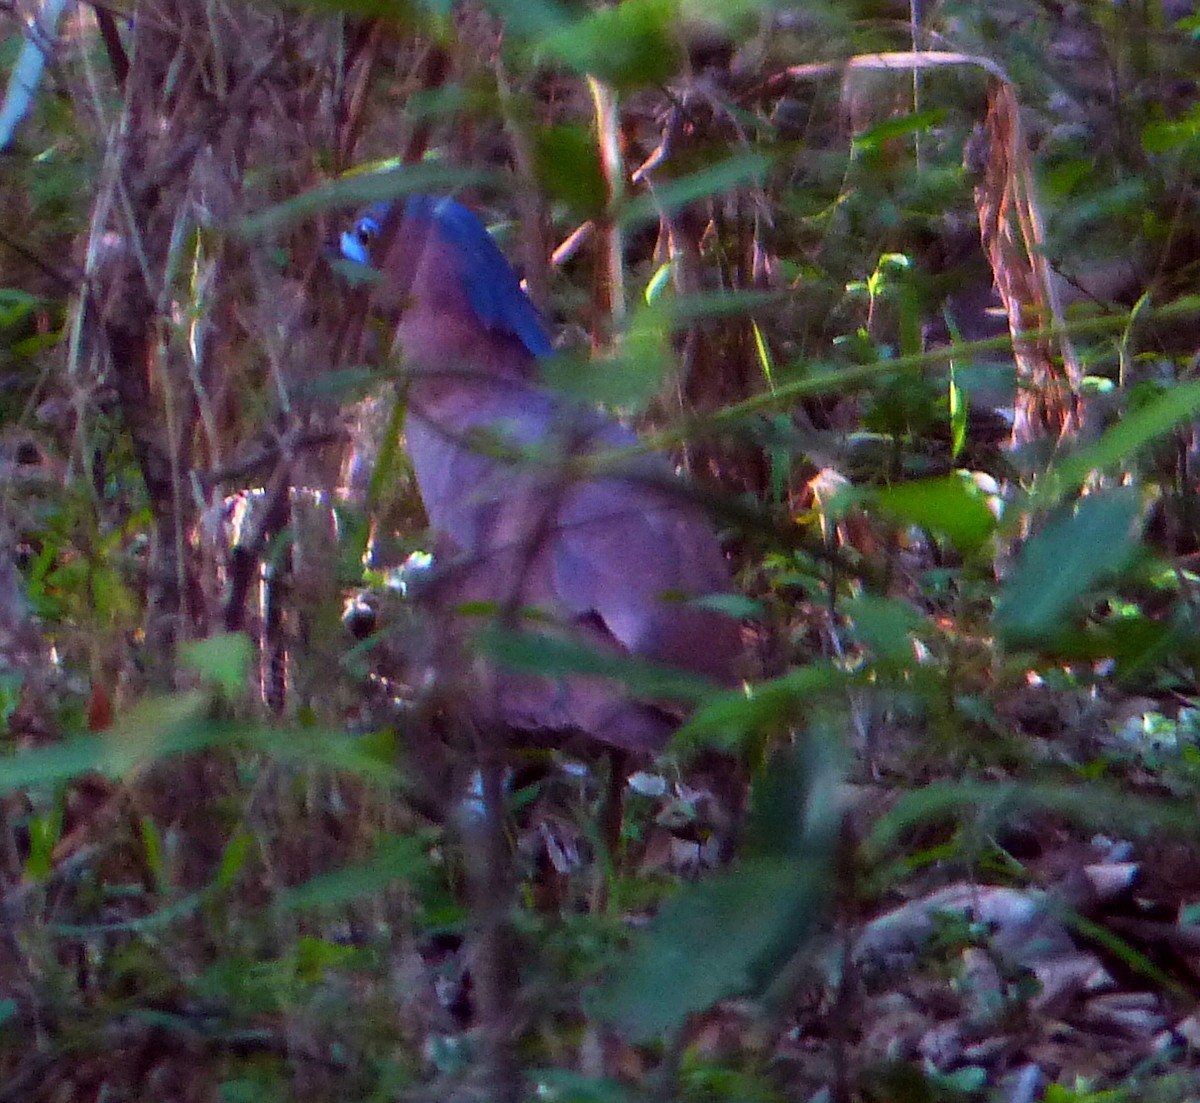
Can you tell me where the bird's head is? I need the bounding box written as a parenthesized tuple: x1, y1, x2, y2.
(340, 195, 552, 360)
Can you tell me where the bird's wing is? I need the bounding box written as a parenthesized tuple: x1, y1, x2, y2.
(406, 382, 740, 684)
(551, 462, 741, 683)
(434, 199, 554, 359)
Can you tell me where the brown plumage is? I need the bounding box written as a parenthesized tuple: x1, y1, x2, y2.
(343, 195, 742, 753)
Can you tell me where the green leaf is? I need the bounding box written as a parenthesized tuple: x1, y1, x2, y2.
(100, 693, 219, 774)
(538, 0, 682, 91)
(52, 891, 210, 936)
(240, 727, 399, 785)
(867, 779, 1198, 858)
(673, 663, 850, 752)
(273, 834, 433, 913)
(0, 672, 23, 731)
(237, 163, 497, 238)
(532, 1070, 638, 1103)
(182, 633, 253, 696)
(743, 739, 844, 863)
(690, 592, 762, 619)
(996, 487, 1143, 645)
(943, 309, 969, 461)
(617, 152, 775, 229)
(292, 365, 384, 402)
(482, 0, 572, 38)
(1035, 379, 1200, 509)
(545, 291, 778, 410)
(0, 737, 108, 794)
(851, 108, 946, 152)
(0, 288, 42, 328)
(948, 369, 966, 460)
(844, 594, 924, 667)
(658, 288, 782, 324)
(0, 693, 213, 796)
(24, 802, 63, 881)
(1143, 104, 1200, 153)
(1002, 607, 1182, 680)
(589, 857, 826, 1040)
(534, 124, 608, 218)
(644, 262, 673, 303)
(214, 830, 252, 893)
(0, 708, 400, 799)
(542, 325, 668, 413)
(475, 624, 717, 703)
(872, 474, 998, 556)
(140, 817, 166, 890)
(292, 935, 363, 981)
(610, 301, 672, 410)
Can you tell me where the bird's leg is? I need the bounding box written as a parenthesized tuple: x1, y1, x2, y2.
(465, 725, 522, 1103)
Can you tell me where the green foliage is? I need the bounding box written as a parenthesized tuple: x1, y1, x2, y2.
(872, 474, 998, 556)
(618, 152, 775, 228)
(592, 741, 838, 1039)
(8, 0, 1200, 1099)
(535, 124, 609, 218)
(272, 832, 439, 915)
(674, 663, 851, 753)
(182, 632, 254, 696)
(477, 623, 719, 703)
(844, 593, 927, 667)
(591, 855, 822, 1038)
(239, 163, 498, 238)
(532, 1069, 640, 1103)
(538, 0, 682, 90)
(996, 488, 1143, 646)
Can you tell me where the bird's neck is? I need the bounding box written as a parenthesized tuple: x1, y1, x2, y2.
(398, 309, 538, 401)
(397, 246, 543, 399)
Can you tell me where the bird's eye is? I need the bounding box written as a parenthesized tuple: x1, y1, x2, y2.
(340, 215, 381, 266)
(355, 217, 381, 246)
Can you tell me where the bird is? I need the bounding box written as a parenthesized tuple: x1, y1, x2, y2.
(340, 194, 743, 755)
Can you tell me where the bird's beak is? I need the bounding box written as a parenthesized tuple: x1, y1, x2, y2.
(339, 231, 371, 267)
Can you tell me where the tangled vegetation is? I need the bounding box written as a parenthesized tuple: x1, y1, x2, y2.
(2, 0, 1200, 1100)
